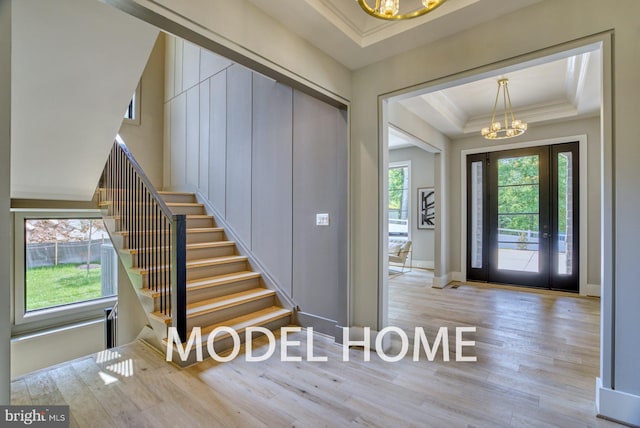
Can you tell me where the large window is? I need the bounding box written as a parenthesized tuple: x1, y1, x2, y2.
(388, 162, 410, 237)
(14, 211, 118, 330)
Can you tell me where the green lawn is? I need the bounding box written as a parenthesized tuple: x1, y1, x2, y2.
(26, 263, 104, 311)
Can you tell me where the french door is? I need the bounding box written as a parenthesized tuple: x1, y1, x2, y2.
(466, 143, 579, 292)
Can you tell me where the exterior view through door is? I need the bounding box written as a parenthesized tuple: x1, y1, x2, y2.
(466, 143, 579, 292)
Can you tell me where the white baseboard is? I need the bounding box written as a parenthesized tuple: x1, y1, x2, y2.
(596, 377, 640, 426)
(432, 272, 463, 288)
(586, 283, 601, 297)
(432, 273, 449, 289)
(411, 259, 434, 269)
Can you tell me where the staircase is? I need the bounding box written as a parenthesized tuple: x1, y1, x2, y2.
(99, 138, 292, 365)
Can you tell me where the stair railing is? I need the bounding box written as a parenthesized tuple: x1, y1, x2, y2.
(100, 135, 187, 342)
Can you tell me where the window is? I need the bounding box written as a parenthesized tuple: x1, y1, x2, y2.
(123, 83, 141, 125)
(388, 162, 410, 237)
(14, 211, 117, 330)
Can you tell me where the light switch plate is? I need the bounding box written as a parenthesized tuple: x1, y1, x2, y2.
(316, 213, 329, 226)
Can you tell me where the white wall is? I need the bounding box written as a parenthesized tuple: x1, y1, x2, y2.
(127, 0, 351, 103)
(10, 321, 104, 379)
(0, 0, 12, 405)
(450, 117, 602, 288)
(11, 0, 159, 201)
(389, 147, 436, 267)
(119, 34, 166, 188)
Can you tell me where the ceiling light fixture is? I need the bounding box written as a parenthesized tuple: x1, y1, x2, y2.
(481, 78, 528, 140)
(356, 0, 447, 21)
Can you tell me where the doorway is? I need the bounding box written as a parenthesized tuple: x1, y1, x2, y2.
(466, 143, 579, 291)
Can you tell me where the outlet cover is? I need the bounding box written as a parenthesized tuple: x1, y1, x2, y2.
(316, 213, 329, 226)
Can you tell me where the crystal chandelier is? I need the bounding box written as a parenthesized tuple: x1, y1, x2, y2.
(481, 78, 528, 140)
(356, 0, 447, 20)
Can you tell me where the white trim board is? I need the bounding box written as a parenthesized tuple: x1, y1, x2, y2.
(459, 134, 593, 296)
(596, 377, 640, 427)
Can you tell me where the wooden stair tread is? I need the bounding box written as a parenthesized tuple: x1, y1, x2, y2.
(186, 288, 275, 317)
(132, 255, 247, 275)
(107, 214, 213, 221)
(161, 307, 291, 344)
(187, 241, 235, 249)
(165, 202, 204, 207)
(121, 241, 234, 255)
(157, 191, 194, 196)
(114, 227, 222, 236)
(140, 271, 261, 298)
(187, 255, 247, 268)
(199, 306, 291, 341)
(187, 271, 261, 291)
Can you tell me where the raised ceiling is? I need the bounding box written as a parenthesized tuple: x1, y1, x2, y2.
(398, 50, 602, 139)
(246, 0, 542, 70)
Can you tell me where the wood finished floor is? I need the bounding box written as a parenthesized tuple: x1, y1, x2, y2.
(11, 269, 620, 427)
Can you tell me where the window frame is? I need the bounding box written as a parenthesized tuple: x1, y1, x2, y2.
(13, 209, 117, 332)
(388, 161, 412, 240)
(123, 83, 141, 125)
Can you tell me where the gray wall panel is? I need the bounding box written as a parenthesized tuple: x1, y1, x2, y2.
(208, 71, 226, 216)
(293, 90, 347, 324)
(225, 65, 253, 245)
(198, 79, 210, 195)
(251, 73, 293, 296)
(185, 86, 199, 187)
(170, 93, 186, 186)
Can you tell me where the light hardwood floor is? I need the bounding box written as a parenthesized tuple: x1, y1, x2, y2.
(11, 271, 621, 427)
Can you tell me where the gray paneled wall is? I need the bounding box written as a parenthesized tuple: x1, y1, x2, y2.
(293, 91, 348, 326)
(225, 65, 253, 245)
(251, 74, 294, 296)
(164, 36, 348, 330)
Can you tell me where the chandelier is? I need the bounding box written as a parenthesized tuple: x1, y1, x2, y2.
(356, 0, 447, 20)
(481, 78, 528, 140)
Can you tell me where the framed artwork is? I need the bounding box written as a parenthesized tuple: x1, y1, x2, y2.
(418, 187, 435, 229)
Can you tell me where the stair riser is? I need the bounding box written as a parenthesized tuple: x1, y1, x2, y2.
(187, 245, 235, 260)
(160, 193, 196, 204)
(186, 296, 276, 334)
(186, 278, 261, 304)
(169, 205, 205, 215)
(187, 231, 225, 244)
(169, 315, 291, 367)
(187, 217, 215, 228)
(187, 261, 247, 281)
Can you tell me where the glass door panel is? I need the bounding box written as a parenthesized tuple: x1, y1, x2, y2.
(550, 143, 579, 291)
(496, 155, 540, 273)
(466, 143, 578, 291)
(488, 146, 550, 288)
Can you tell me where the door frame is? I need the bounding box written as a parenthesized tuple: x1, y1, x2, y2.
(460, 134, 589, 295)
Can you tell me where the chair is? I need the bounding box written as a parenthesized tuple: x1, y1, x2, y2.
(388, 239, 412, 274)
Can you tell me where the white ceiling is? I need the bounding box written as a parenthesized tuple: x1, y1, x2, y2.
(246, 0, 601, 143)
(246, 0, 542, 70)
(398, 50, 602, 139)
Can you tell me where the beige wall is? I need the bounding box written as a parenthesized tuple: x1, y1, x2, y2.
(119, 34, 166, 188)
(448, 116, 601, 289)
